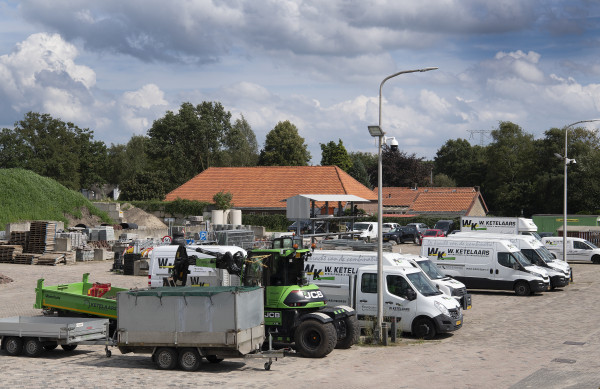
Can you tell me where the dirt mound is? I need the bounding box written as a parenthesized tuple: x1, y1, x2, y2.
(65, 206, 103, 228)
(0, 274, 13, 284)
(121, 203, 167, 229)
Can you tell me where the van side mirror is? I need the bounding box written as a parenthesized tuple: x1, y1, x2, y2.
(406, 289, 417, 301)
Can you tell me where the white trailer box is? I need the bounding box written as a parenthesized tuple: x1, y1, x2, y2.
(460, 217, 538, 237)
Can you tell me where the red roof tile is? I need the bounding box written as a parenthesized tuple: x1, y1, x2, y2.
(165, 166, 377, 209)
(409, 192, 482, 213)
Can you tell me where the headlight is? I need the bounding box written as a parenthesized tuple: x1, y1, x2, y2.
(434, 300, 450, 317)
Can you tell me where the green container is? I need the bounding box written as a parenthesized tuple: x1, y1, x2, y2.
(34, 273, 128, 319)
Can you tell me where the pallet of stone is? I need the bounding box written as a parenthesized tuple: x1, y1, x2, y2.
(76, 249, 95, 262)
(13, 253, 42, 265)
(36, 253, 67, 266)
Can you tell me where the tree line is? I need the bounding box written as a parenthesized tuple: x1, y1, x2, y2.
(1, 105, 598, 217)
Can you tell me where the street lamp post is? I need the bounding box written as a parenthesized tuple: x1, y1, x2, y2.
(558, 119, 600, 262)
(368, 67, 438, 343)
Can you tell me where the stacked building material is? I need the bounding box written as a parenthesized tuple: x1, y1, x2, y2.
(56, 232, 87, 249)
(27, 221, 56, 253)
(14, 253, 42, 265)
(76, 249, 94, 262)
(36, 253, 67, 265)
(0, 245, 22, 263)
(9, 231, 28, 248)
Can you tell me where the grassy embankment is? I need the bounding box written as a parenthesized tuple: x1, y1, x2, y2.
(0, 168, 111, 229)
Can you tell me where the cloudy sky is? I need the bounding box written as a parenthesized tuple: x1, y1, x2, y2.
(1, 1, 600, 163)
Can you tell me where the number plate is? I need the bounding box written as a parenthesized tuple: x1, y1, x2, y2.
(456, 320, 461, 326)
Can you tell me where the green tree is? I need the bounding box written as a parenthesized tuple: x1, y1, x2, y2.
(147, 102, 234, 191)
(374, 144, 429, 188)
(0, 112, 107, 190)
(222, 115, 259, 166)
(434, 138, 486, 187)
(213, 190, 234, 210)
(348, 151, 376, 188)
(485, 121, 537, 216)
(106, 135, 151, 186)
(320, 139, 352, 171)
(119, 171, 168, 201)
(258, 120, 311, 166)
(432, 173, 456, 187)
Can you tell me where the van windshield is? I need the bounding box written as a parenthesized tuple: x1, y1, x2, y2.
(513, 251, 532, 267)
(406, 272, 442, 296)
(585, 240, 598, 249)
(537, 247, 556, 262)
(416, 260, 447, 280)
(520, 248, 543, 265)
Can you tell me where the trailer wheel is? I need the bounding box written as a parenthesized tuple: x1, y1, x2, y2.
(154, 347, 178, 370)
(205, 355, 224, 363)
(43, 343, 58, 351)
(61, 344, 77, 352)
(294, 319, 337, 358)
(412, 317, 437, 340)
(4, 337, 23, 356)
(23, 338, 44, 357)
(178, 348, 201, 371)
(514, 281, 531, 296)
(335, 315, 360, 349)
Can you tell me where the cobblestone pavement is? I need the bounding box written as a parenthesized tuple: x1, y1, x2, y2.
(0, 247, 599, 389)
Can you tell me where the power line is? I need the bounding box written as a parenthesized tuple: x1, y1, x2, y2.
(467, 130, 491, 146)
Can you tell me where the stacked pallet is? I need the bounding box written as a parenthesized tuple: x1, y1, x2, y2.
(0, 245, 22, 263)
(14, 253, 42, 265)
(9, 231, 28, 248)
(27, 221, 56, 253)
(76, 249, 94, 262)
(36, 253, 67, 266)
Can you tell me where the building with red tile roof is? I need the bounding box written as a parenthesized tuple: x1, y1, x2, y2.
(165, 166, 377, 213)
(363, 187, 488, 217)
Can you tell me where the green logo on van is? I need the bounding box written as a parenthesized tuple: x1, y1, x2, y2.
(427, 248, 455, 260)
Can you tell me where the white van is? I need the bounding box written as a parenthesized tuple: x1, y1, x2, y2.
(421, 237, 550, 296)
(148, 244, 246, 288)
(308, 250, 471, 309)
(305, 252, 463, 339)
(542, 237, 600, 264)
(453, 232, 571, 287)
(349, 221, 378, 242)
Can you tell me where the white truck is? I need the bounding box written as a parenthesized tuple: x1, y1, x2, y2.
(460, 217, 540, 239)
(453, 232, 571, 288)
(349, 221, 378, 242)
(421, 237, 550, 296)
(542, 237, 600, 264)
(305, 250, 464, 339)
(148, 244, 246, 288)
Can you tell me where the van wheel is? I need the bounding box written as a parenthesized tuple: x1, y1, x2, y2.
(412, 317, 437, 340)
(514, 281, 531, 296)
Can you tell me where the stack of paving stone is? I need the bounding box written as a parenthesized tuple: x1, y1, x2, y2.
(26, 221, 56, 254)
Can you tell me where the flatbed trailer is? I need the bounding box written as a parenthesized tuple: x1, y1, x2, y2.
(0, 316, 110, 357)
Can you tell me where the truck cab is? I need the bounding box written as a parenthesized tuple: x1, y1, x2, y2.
(354, 265, 463, 339)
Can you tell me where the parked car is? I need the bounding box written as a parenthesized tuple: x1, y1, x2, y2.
(433, 220, 455, 236)
(383, 225, 421, 244)
(422, 229, 445, 238)
(407, 222, 429, 235)
(382, 222, 400, 234)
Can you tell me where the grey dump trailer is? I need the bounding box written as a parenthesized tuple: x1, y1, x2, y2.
(0, 316, 110, 357)
(116, 285, 282, 371)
